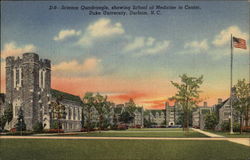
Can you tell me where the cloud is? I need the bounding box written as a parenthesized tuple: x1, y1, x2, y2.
(77, 18, 125, 47)
(52, 57, 102, 77)
(54, 29, 81, 41)
(1, 42, 37, 58)
(110, 91, 147, 102)
(184, 39, 209, 53)
(141, 98, 167, 109)
(124, 36, 170, 56)
(212, 26, 249, 47)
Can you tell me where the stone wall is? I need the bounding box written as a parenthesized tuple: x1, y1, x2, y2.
(5, 53, 51, 130)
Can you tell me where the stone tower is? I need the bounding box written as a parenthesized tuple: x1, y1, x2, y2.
(5, 53, 51, 130)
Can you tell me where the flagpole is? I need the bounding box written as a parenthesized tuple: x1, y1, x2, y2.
(230, 34, 234, 134)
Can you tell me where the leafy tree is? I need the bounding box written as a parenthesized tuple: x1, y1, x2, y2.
(33, 121, 43, 133)
(176, 111, 192, 126)
(4, 103, 13, 123)
(82, 92, 96, 132)
(50, 97, 66, 131)
(111, 112, 118, 129)
(15, 108, 26, 131)
(169, 74, 203, 132)
(0, 103, 14, 130)
(204, 112, 218, 130)
(81, 108, 85, 128)
(125, 98, 137, 114)
(143, 111, 152, 128)
(95, 93, 112, 131)
(123, 98, 137, 125)
(119, 111, 133, 124)
(233, 79, 250, 133)
(143, 118, 152, 128)
(0, 115, 6, 130)
(51, 120, 60, 129)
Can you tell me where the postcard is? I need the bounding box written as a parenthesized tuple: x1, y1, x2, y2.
(0, 0, 249, 160)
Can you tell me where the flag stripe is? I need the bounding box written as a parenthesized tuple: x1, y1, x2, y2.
(233, 37, 247, 49)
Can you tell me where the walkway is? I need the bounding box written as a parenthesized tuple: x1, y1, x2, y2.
(192, 128, 250, 146)
(192, 128, 224, 138)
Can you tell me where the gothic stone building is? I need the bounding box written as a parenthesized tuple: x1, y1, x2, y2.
(3, 53, 82, 131)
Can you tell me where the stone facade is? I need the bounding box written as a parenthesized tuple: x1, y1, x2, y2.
(192, 102, 213, 129)
(4, 53, 82, 131)
(5, 53, 51, 130)
(133, 107, 144, 127)
(51, 89, 83, 131)
(165, 102, 180, 127)
(148, 110, 166, 126)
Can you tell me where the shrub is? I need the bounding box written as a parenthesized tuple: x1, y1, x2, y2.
(221, 121, 230, 131)
(10, 128, 17, 132)
(33, 122, 44, 133)
(220, 121, 241, 132)
(204, 113, 218, 130)
(43, 129, 64, 133)
(6, 131, 33, 136)
(117, 124, 128, 130)
(233, 123, 240, 132)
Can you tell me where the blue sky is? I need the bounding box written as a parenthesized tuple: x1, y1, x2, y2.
(1, 1, 249, 108)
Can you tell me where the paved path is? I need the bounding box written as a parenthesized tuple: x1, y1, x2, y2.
(192, 128, 224, 138)
(192, 128, 250, 146)
(227, 138, 250, 147)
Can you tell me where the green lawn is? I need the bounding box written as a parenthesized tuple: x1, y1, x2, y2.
(205, 130, 250, 138)
(65, 130, 207, 137)
(0, 139, 249, 160)
(127, 128, 183, 131)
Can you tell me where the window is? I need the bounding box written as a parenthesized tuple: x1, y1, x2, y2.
(13, 68, 22, 88)
(16, 69, 20, 87)
(224, 112, 230, 117)
(68, 108, 72, 120)
(39, 69, 46, 89)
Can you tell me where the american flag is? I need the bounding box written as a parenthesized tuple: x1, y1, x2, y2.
(233, 37, 247, 49)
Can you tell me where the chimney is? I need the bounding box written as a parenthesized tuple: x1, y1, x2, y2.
(218, 98, 222, 104)
(203, 101, 207, 107)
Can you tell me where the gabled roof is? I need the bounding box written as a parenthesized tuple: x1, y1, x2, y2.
(51, 89, 82, 104)
(214, 98, 229, 110)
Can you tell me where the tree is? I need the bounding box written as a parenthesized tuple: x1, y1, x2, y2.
(233, 79, 250, 134)
(204, 112, 218, 130)
(119, 111, 133, 124)
(15, 108, 26, 131)
(169, 74, 203, 132)
(50, 97, 66, 131)
(81, 108, 85, 128)
(95, 93, 111, 131)
(0, 115, 6, 131)
(124, 98, 137, 125)
(125, 98, 137, 114)
(0, 104, 13, 130)
(4, 103, 13, 123)
(82, 92, 96, 132)
(33, 121, 43, 133)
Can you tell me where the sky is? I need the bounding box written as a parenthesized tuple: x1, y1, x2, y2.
(1, 1, 249, 109)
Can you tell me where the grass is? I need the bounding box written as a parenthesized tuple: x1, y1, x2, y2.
(0, 139, 249, 160)
(127, 128, 183, 131)
(205, 130, 250, 138)
(48, 128, 207, 138)
(64, 130, 207, 137)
